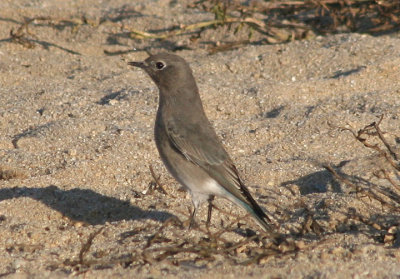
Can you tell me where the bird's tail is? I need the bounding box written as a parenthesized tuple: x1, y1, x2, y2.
(239, 198, 274, 232)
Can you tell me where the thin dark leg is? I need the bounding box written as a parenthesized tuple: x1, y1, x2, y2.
(189, 207, 197, 229)
(206, 196, 215, 227)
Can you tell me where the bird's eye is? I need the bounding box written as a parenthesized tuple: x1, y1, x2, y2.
(155, 62, 165, 70)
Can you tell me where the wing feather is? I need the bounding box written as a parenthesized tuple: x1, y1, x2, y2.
(166, 120, 257, 206)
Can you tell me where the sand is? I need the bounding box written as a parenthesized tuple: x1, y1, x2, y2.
(1, 1, 400, 278)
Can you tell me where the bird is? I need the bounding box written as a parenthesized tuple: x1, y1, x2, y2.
(129, 53, 273, 232)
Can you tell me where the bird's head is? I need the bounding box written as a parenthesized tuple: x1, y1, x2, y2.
(129, 53, 195, 91)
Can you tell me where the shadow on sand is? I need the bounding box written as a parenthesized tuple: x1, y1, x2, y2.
(0, 185, 173, 225)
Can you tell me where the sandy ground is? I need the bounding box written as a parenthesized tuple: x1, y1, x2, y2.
(1, 1, 400, 278)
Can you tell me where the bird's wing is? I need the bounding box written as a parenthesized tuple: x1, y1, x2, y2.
(166, 118, 268, 219)
(166, 119, 228, 166)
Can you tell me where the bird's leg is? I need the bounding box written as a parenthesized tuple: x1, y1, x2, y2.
(189, 207, 198, 229)
(206, 195, 215, 227)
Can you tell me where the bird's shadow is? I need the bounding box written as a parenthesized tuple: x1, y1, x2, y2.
(281, 160, 350, 195)
(0, 185, 173, 225)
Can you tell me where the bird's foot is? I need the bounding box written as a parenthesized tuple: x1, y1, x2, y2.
(187, 217, 199, 230)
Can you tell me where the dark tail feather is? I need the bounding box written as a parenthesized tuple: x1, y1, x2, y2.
(230, 166, 274, 232)
(240, 199, 274, 232)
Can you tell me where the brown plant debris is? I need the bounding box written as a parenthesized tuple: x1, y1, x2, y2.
(127, 0, 400, 49)
(9, 16, 83, 54)
(326, 115, 400, 229)
(0, 166, 26, 180)
(9, 1, 400, 54)
(148, 164, 169, 196)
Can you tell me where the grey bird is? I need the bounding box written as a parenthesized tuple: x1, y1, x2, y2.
(129, 53, 273, 232)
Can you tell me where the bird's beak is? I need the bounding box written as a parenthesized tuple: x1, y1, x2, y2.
(128, 61, 146, 68)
